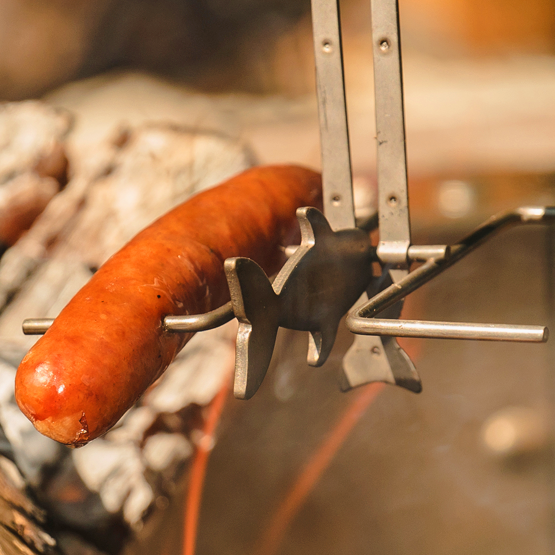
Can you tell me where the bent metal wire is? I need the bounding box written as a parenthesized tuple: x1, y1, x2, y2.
(22, 0, 551, 399)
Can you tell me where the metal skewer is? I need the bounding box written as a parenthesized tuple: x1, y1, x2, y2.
(350, 320, 547, 342)
(23, 303, 235, 335)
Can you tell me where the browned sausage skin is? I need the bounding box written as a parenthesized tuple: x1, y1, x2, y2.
(15, 165, 322, 446)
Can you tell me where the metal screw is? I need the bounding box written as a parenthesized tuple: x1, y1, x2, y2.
(322, 40, 332, 54)
(388, 195, 398, 207)
(371, 346, 381, 356)
(379, 38, 390, 52)
(332, 194, 341, 205)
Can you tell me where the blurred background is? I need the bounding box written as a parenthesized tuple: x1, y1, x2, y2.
(1, 0, 555, 554)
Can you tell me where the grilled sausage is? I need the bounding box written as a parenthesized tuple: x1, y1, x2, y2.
(15, 165, 322, 446)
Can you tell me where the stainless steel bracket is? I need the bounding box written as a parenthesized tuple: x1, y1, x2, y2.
(372, 0, 411, 266)
(311, 0, 355, 231)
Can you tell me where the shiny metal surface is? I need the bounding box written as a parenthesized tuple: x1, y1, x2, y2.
(372, 0, 411, 264)
(163, 302, 234, 332)
(310, 0, 419, 396)
(23, 303, 235, 335)
(351, 319, 547, 342)
(311, 0, 355, 231)
(347, 206, 555, 340)
(407, 245, 450, 262)
(22, 318, 54, 335)
(342, 0, 419, 392)
(226, 207, 376, 399)
(342, 267, 422, 393)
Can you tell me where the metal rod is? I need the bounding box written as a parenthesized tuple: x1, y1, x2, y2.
(164, 302, 234, 332)
(311, 0, 355, 230)
(407, 245, 449, 262)
(347, 206, 555, 340)
(23, 302, 235, 336)
(351, 319, 548, 342)
(359, 207, 555, 319)
(22, 319, 54, 335)
(372, 0, 411, 264)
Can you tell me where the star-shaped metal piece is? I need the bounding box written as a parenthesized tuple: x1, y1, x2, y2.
(342, 271, 422, 393)
(225, 207, 422, 400)
(225, 207, 374, 399)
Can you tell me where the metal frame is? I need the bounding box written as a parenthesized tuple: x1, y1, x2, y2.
(348, 207, 553, 341)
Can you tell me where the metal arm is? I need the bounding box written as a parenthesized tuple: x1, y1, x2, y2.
(346, 207, 555, 342)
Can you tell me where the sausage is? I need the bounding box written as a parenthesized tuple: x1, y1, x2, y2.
(15, 165, 322, 446)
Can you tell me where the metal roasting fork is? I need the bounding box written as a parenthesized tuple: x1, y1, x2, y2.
(23, 0, 550, 397)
